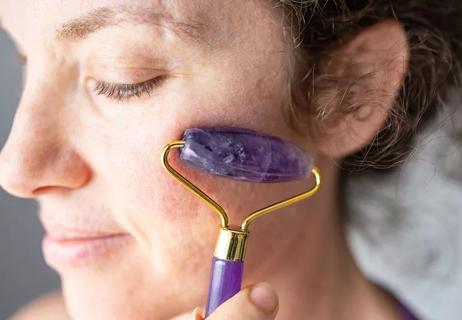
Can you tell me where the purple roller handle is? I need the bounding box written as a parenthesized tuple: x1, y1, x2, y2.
(204, 257, 244, 318)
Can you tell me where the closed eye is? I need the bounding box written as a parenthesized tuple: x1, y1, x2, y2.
(93, 76, 165, 101)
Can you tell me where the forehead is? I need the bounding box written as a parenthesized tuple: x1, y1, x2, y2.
(0, 0, 209, 21)
(0, 0, 281, 45)
(0, 1, 201, 40)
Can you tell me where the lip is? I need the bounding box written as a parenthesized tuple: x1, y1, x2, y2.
(42, 232, 131, 269)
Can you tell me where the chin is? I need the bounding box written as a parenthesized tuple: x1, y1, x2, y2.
(56, 250, 210, 320)
(60, 271, 179, 320)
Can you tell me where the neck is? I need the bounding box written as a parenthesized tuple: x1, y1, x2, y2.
(245, 160, 399, 320)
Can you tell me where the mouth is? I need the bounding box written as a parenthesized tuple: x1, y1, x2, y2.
(42, 227, 131, 269)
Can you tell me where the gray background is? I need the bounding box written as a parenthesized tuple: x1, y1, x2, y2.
(1, 28, 461, 319)
(0, 31, 60, 319)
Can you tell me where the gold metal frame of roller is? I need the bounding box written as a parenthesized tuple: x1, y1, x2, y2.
(161, 140, 321, 230)
(161, 140, 322, 261)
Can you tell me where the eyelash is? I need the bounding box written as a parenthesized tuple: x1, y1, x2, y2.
(93, 76, 165, 101)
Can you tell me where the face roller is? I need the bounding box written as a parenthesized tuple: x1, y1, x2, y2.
(161, 127, 321, 318)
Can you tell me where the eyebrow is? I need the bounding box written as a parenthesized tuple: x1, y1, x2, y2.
(56, 6, 207, 44)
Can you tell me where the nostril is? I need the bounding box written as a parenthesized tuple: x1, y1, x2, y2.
(32, 186, 65, 197)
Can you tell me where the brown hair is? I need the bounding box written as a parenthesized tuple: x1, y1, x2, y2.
(277, 0, 462, 171)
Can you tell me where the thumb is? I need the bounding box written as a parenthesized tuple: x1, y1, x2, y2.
(170, 307, 204, 320)
(207, 282, 279, 319)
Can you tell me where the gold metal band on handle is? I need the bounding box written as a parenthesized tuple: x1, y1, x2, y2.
(213, 227, 249, 261)
(161, 140, 322, 261)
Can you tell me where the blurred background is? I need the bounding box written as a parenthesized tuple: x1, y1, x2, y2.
(0, 31, 60, 319)
(1, 28, 461, 319)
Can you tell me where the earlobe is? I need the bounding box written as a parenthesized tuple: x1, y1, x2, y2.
(313, 19, 410, 159)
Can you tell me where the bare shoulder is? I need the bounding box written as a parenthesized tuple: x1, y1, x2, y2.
(9, 291, 70, 320)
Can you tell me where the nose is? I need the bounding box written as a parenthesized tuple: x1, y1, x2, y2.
(0, 88, 92, 198)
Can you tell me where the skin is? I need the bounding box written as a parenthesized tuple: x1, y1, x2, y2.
(0, 0, 409, 319)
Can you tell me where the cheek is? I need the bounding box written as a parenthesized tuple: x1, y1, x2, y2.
(111, 142, 204, 226)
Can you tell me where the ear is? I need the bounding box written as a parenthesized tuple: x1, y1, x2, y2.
(312, 19, 409, 159)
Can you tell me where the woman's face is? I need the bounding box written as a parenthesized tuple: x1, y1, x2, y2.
(0, 0, 316, 318)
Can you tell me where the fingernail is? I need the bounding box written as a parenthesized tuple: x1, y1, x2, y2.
(193, 307, 203, 320)
(249, 283, 278, 314)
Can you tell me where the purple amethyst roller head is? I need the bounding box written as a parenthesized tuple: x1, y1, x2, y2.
(179, 127, 313, 183)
